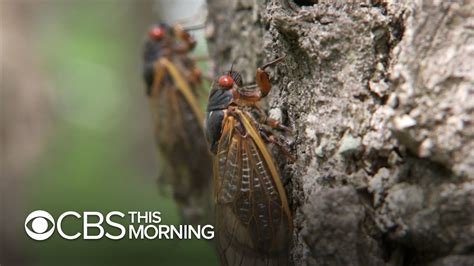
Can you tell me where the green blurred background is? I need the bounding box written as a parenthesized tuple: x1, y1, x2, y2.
(0, 0, 217, 265)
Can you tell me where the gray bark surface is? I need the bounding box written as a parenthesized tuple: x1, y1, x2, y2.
(206, 0, 474, 265)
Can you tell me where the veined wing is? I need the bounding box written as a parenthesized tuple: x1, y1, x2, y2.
(148, 57, 213, 225)
(214, 109, 292, 266)
(148, 57, 205, 149)
(158, 57, 204, 130)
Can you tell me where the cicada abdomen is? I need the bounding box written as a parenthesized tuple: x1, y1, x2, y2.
(205, 57, 293, 265)
(142, 23, 212, 225)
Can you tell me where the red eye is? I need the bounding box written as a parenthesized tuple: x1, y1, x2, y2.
(218, 75, 234, 88)
(148, 26, 165, 40)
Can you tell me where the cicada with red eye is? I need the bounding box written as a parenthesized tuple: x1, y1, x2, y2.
(142, 23, 212, 225)
(205, 56, 294, 266)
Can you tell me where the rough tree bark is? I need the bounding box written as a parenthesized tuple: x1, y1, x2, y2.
(206, 0, 474, 265)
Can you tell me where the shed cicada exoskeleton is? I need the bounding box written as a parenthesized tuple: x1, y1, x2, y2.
(205, 56, 294, 265)
(142, 23, 212, 225)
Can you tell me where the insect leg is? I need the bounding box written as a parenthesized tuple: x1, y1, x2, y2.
(265, 117, 292, 133)
(171, 43, 194, 54)
(256, 55, 286, 97)
(235, 85, 262, 102)
(190, 55, 209, 62)
(250, 105, 292, 133)
(258, 127, 296, 162)
(260, 55, 286, 71)
(189, 67, 213, 97)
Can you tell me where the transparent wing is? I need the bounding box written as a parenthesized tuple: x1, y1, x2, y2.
(148, 74, 187, 152)
(148, 58, 212, 225)
(214, 112, 292, 266)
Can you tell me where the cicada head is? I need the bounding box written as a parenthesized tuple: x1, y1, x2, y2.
(143, 23, 172, 62)
(143, 23, 171, 92)
(205, 70, 239, 153)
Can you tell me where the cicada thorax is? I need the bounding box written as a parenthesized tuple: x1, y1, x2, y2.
(143, 23, 213, 225)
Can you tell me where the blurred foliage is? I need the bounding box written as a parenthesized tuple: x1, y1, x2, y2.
(15, 1, 217, 265)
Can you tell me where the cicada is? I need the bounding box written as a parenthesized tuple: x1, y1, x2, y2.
(142, 23, 212, 225)
(205, 56, 294, 265)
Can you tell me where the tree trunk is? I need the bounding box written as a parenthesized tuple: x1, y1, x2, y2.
(0, 2, 52, 263)
(205, 0, 474, 265)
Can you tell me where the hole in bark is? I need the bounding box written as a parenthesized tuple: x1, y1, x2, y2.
(390, 11, 406, 47)
(293, 0, 318, 7)
(354, 93, 369, 102)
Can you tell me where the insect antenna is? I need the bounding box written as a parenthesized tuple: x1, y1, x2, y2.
(183, 24, 205, 31)
(228, 59, 242, 86)
(261, 54, 286, 70)
(229, 58, 236, 74)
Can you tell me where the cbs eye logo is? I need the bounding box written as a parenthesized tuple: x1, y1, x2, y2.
(24, 210, 55, 241)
